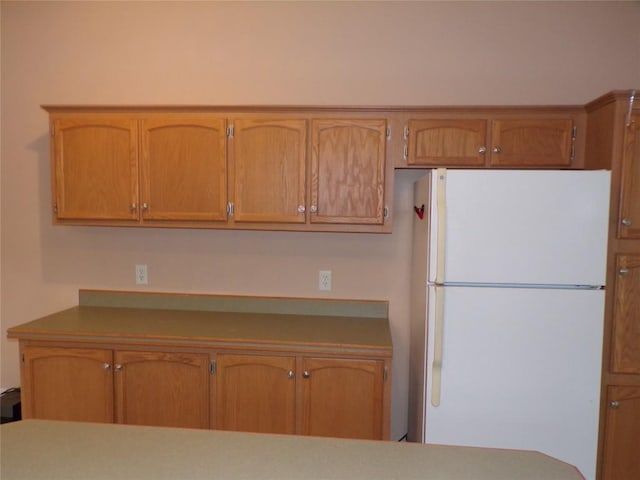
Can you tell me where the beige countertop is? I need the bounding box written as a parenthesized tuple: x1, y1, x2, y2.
(6, 290, 392, 355)
(0, 420, 584, 480)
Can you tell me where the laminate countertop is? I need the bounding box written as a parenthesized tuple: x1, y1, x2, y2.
(6, 290, 392, 355)
(0, 420, 584, 480)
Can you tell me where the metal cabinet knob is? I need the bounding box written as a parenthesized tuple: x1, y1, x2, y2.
(142, 203, 149, 211)
(102, 363, 111, 370)
(297, 206, 305, 214)
(129, 204, 137, 212)
(302, 371, 311, 378)
(287, 370, 295, 379)
(621, 218, 632, 226)
(309, 206, 318, 214)
(478, 146, 487, 154)
(492, 146, 502, 154)
(619, 268, 629, 276)
(610, 401, 620, 409)
(114, 364, 123, 371)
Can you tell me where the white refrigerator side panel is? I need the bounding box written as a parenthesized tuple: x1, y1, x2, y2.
(408, 173, 431, 443)
(424, 286, 604, 480)
(431, 170, 610, 286)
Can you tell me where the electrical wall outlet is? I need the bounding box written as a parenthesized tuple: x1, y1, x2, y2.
(135, 264, 148, 285)
(319, 270, 332, 291)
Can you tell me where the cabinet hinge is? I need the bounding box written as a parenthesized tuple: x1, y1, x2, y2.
(403, 144, 408, 161)
(386, 126, 391, 139)
(570, 125, 577, 161)
(209, 360, 216, 375)
(50, 124, 55, 136)
(383, 366, 388, 382)
(384, 206, 389, 220)
(226, 125, 234, 138)
(53, 203, 58, 214)
(403, 125, 409, 140)
(21, 353, 25, 363)
(226, 202, 234, 217)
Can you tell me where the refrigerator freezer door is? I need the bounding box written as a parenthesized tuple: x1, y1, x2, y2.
(428, 170, 610, 286)
(424, 285, 604, 480)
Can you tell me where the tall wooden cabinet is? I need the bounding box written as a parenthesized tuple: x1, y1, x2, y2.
(585, 91, 640, 480)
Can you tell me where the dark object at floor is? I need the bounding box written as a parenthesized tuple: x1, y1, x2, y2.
(1, 387, 22, 423)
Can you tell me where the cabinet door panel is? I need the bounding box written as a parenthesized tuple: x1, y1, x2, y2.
(490, 119, 574, 167)
(619, 113, 640, 238)
(114, 350, 209, 429)
(611, 255, 640, 373)
(53, 118, 138, 220)
(232, 119, 306, 223)
(407, 119, 487, 166)
(216, 354, 296, 434)
(140, 117, 227, 221)
(300, 357, 385, 440)
(311, 119, 386, 225)
(601, 386, 640, 480)
(21, 346, 113, 423)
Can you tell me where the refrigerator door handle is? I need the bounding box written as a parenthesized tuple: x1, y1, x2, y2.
(435, 168, 447, 284)
(431, 284, 445, 407)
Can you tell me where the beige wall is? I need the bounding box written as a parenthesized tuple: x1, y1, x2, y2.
(1, 1, 639, 440)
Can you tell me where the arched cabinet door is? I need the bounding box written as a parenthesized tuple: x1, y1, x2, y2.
(310, 119, 387, 226)
(20, 345, 114, 423)
(52, 117, 139, 221)
(618, 113, 640, 239)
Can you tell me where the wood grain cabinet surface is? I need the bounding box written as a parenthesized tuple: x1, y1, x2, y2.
(601, 386, 640, 480)
(405, 117, 576, 168)
(610, 254, 640, 375)
(618, 113, 640, 239)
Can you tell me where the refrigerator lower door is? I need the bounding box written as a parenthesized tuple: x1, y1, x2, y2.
(425, 285, 604, 480)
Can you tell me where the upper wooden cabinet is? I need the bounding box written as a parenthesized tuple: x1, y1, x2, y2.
(140, 117, 227, 222)
(619, 113, 640, 239)
(405, 116, 576, 168)
(311, 119, 387, 225)
(229, 118, 307, 224)
(52, 117, 139, 221)
(44, 107, 392, 233)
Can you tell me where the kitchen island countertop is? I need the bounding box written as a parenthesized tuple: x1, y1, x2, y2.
(0, 420, 584, 480)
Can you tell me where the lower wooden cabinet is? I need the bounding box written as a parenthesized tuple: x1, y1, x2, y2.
(601, 386, 640, 480)
(300, 357, 386, 440)
(215, 353, 297, 435)
(20, 345, 114, 423)
(20, 346, 210, 429)
(18, 345, 390, 440)
(114, 350, 210, 429)
(214, 354, 388, 440)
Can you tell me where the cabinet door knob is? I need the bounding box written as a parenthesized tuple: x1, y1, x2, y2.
(302, 371, 310, 378)
(621, 218, 632, 226)
(287, 370, 295, 379)
(142, 203, 149, 211)
(478, 146, 487, 154)
(114, 364, 123, 371)
(492, 146, 502, 154)
(309, 206, 318, 214)
(102, 363, 111, 370)
(129, 203, 137, 212)
(610, 401, 620, 409)
(297, 206, 306, 214)
(619, 268, 629, 276)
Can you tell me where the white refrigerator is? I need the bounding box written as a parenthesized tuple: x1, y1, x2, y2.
(408, 169, 610, 480)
